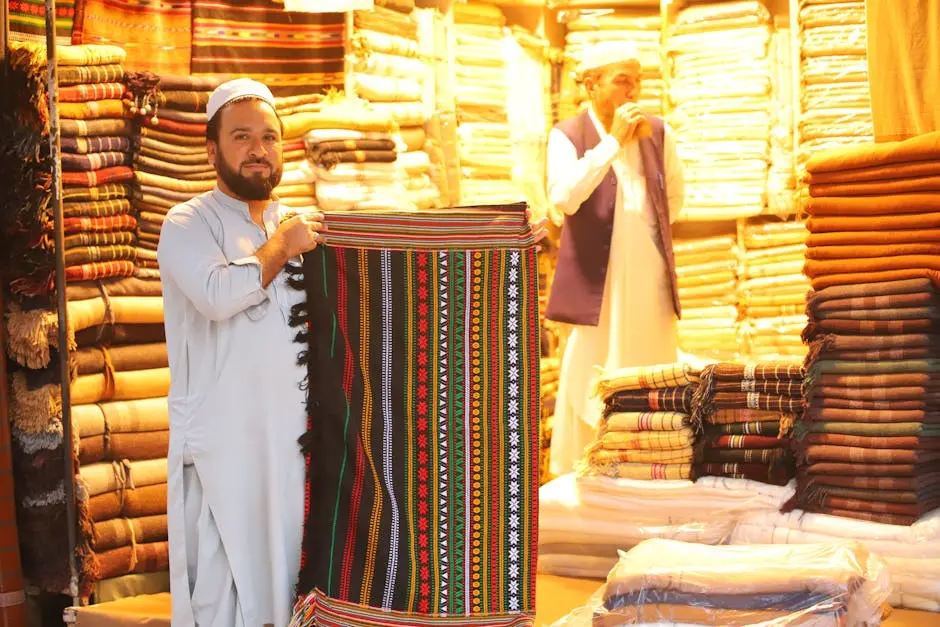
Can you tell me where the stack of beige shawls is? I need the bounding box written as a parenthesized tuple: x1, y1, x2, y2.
(350, 1, 441, 209)
(589, 539, 890, 626)
(673, 235, 745, 361)
(740, 219, 810, 362)
(666, 1, 773, 221)
(797, 0, 874, 175)
(561, 10, 664, 118)
(768, 25, 798, 215)
(451, 2, 519, 205)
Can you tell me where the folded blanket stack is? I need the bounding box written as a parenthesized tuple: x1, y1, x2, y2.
(56, 45, 138, 289)
(561, 10, 664, 117)
(304, 98, 415, 212)
(733, 509, 940, 611)
(692, 363, 800, 486)
(350, 1, 441, 210)
(768, 23, 797, 214)
(75, 399, 170, 590)
(740, 219, 810, 361)
(582, 363, 702, 482)
(540, 356, 561, 484)
(795, 131, 940, 526)
(126, 73, 225, 278)
(589, 539, 889, 626)
(538, 473, 794, 579)
(666, 1, 773, 221)
(796, 0, 873, 175)
(451, 2, 519, 205)
(673, 235, 744, 361)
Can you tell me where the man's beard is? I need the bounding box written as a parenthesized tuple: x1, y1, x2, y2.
(217, 153, 283, 201)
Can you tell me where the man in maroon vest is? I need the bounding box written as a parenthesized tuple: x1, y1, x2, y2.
(546, 41, 686, 476)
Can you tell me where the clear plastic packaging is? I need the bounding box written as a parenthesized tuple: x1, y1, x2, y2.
(552, 539, 891, 626)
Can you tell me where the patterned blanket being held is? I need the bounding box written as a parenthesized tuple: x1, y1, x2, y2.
(288, 205, 540, 626)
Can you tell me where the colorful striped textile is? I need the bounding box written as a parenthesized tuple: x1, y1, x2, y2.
(288, 205, 539, 626)
(191, 0, 345, 97)
(71, 0, 193, 75)
(8, 0, 76, 44)
(593, 364, 702, 397)
(59, 82, 126, 102)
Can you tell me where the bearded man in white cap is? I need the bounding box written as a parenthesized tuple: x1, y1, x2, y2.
(158, 78, 325, 626)
(545, 42, 686, 476)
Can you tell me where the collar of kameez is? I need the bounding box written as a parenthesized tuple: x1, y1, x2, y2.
(211, 186, 278, 221)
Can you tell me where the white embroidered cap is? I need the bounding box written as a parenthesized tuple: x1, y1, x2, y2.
(579, 41, 643, 74)
(207, 78, 277, 121)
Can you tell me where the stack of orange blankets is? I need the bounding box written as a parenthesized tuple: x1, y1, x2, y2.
(796, 131, 940, 526)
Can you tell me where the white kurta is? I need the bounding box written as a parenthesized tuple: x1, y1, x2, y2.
(547, 108, 686, 477)
(158, 188, 307, 626)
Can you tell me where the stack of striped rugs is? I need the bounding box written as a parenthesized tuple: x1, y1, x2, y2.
(740, 219, 811, 361)
(666, 0, 773, 221)
(127, 74, 223, 278)
(350, 0, 440, 209)
(692, 363, 800, 486)
(584, 364, 702, 481)
(794, 131, 940, 527)
(796, 0, 874, 174)
(673, 235, 744, 361)
(451, 2, 519, 205)
(58, 45, 137, 289)
(561, 10, 664, 117)
(303, 99, 415, 212)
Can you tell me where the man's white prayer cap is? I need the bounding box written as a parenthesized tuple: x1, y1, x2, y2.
(207, 78, 277, 121)
(579, 41, 643, 74)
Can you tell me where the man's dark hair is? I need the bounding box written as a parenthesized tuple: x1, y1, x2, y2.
(205, 95, 284, 143)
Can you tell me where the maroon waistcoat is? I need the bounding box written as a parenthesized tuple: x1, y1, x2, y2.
(545, 109, 681, 326)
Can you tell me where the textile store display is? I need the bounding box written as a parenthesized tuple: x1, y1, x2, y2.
(555, 539, 890, 626)
(692, 363, 800, 487)
(733, 509, 940, 612)
(672, 234, 744, 361)
(560, 9, 664, 118)
(190, 0, 345, 97)
(451, 2, 521, 205)
(666, 1, 774, 221)
(348, 3, 442, 209)
(7, 0, 75, 44)
(538, 473, 794, 580)
(582, 363, 702, 482)
(303, 99, 416, 212)
(794, 131, 940, 526)
(740, 218, 810, 362)
(286, 206, 539, 625)
(796, 0, 874, 175)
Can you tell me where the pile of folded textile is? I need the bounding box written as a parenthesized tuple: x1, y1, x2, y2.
(537, 473, 794, 579)
(740, 219, 810, 361)
(796, 131, 940, 526)
(561, 9, 664, 117)
(58, 45, 137, 289)
(673, 235, 744, 361)
(451, 2, 519, 205)
(666, 1, 773, 221)
(693, 363, 800, 486)
(127, 74, 223, 277)
(350, 1, 441, 209)
(540, 356, 560, 484)
(271, 93, 337, 210)
(583, 539, 889, 626)
(304, 98, 415, 212)
(768, 24, 797, 214)
(796, 0, 873, 174)
(733, 509, 940, 611)
(583, 363, 702, 481)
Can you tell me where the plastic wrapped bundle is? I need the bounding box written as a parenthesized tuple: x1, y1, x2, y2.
(666, 1, 773, 221)
(673, 235, 745, 361)
(562, 10, 663, 117)
(741, 219, 811, 362)
(556, 538, 891, 627)
(797, 0, 874, 174)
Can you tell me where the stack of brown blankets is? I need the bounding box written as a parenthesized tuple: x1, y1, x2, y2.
(583, 364, 701, 481)
(58, 44, 137, 289)
(127, 74, 224, 277)
(794, 130, 940, 525)
(692, 363, 800, 486)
